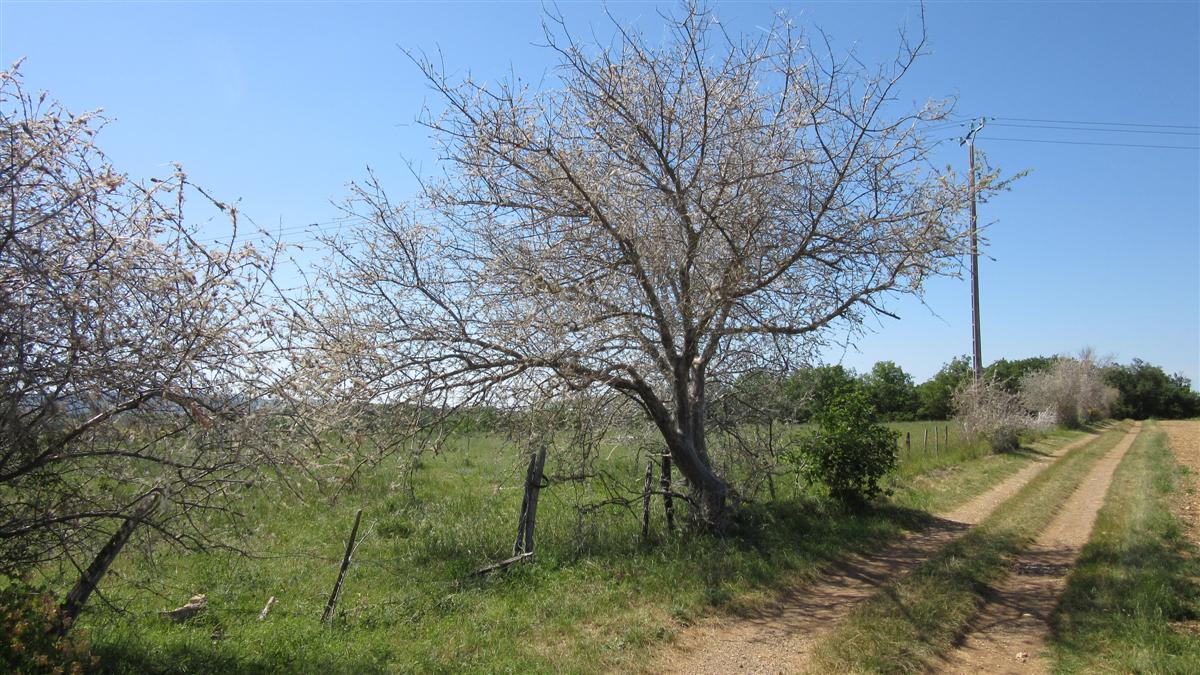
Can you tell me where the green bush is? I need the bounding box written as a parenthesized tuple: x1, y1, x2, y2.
(787, 388, 897, 505)
(1, 578, 94, 674)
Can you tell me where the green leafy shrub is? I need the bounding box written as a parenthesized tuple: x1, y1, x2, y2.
(1, 578, 94, 674)
(787, 388, 897, 505)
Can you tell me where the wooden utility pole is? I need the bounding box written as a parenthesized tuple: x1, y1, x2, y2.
(963, 118, 987, 381)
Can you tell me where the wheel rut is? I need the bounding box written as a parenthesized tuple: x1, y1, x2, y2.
(652, 431, 1103, 675)
(931, 422, 1142, 674)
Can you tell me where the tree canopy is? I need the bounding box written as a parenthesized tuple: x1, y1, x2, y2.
(298, 4, 994, 525)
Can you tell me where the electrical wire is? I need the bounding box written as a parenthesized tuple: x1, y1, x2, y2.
(989, 122, 1199, 137)
(983, 136, 1198, 151)
(992, 115, 1199, 130)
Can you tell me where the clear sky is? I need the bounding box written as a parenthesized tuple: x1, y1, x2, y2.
(2, 1, 1197, 386)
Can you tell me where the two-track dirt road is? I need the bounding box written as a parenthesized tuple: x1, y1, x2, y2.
(654, 430, 1107, 675)
(933, 422, 1142, 674)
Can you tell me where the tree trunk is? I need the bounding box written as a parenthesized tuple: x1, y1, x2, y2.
(638, 370, 731, 531)
(664, 433, 730, 530)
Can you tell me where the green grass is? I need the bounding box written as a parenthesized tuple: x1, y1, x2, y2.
(1048, 422, 1200, 673)
(30, 423, 1086, 674)
(806, 421, 1133, 674)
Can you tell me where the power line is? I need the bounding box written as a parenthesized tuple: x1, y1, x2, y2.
(992, 115, 1199, 131)
(984, 136, 1199, 151)
(990, 122, 1199, 137)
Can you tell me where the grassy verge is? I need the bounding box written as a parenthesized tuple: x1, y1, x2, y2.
(73, 433, 914, 674)
(1048, 422, 1200, 673)
(807, 422, 1132, 674)
(54, 425, 1082, 674)
(890, 427, 1088, 515)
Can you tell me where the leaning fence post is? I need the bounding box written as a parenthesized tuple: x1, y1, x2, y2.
(322, 508, 363, 624)
(58, 487, 168, 635)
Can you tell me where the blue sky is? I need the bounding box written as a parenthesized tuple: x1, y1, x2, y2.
(2, 1, 1197, 386)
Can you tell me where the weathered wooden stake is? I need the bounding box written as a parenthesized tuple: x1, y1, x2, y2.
(935, 429, 940, 454)
(58, 488, 167, 635)
(514, 446, 547, 556)
(641, 460, 654, 541)
(660, 453, 675, 532)
(905, 432, 911, 453)
(924, 428, 929, 453)
(322, 508, 362, 624)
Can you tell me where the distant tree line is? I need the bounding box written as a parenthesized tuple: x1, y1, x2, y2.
(717, 355, 1199, 423)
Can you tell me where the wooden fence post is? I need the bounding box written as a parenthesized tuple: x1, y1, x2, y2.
(514, 446, 547, 556)
(924, 428, 929, 453)
(905, 432, 911, 453)
(641, 460, 654, 541)
(660, 452, 675, 532)
(322, 508, 363, 624)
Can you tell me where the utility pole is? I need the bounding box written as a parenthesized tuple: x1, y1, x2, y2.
(963, 118, 987, 381)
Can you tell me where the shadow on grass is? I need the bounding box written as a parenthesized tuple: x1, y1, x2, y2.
(1002, 443, 1056, 460)
(92, 642, 389, 675)
(1050, 535, 1200, 671)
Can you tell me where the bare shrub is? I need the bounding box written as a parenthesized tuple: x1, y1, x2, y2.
(1020, 351, 1118, 428)
(953, 378, 1033, 451)
(1, 64, 278, 626)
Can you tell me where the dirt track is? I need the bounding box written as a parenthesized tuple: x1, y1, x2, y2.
(653, 431, 1102, 675)
(932, 422, 1142, 674)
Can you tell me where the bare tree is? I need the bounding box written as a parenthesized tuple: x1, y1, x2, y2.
(308, 5, 1000, 527)
(954, 377, 1038, 452)
(0, 65, 277, 627)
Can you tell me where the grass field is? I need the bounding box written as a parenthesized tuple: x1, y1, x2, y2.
(37, 421, 1062, 673)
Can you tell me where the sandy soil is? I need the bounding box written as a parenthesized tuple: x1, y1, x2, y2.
(932, 422, 1142, 675)
(651, 432, 1102, 675)
(1161, 420, 1200, 542)
(1161, 420, 1200, 640)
